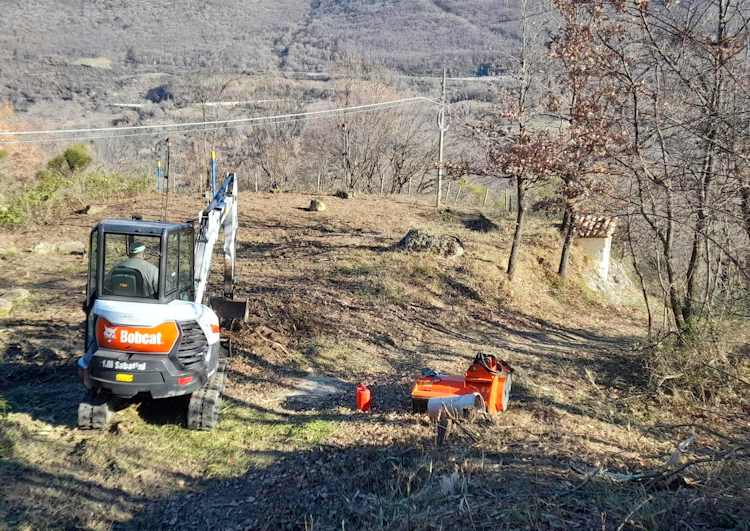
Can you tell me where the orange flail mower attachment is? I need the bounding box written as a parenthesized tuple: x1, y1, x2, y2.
(411, 353, 513, 414)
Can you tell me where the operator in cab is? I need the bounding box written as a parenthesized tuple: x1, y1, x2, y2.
(115, 242, 159, 297)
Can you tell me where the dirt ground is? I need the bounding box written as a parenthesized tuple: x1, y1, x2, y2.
(0, 192, 747, 530)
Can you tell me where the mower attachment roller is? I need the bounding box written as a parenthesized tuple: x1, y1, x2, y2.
(411, 353, 513, 415)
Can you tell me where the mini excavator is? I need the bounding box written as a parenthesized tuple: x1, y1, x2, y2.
(77, 173, 247, 430)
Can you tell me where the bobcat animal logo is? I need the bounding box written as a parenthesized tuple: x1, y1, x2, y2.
(103, 326, 117, 343)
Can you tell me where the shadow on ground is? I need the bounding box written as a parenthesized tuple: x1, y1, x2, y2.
(115, 437, 747, 531)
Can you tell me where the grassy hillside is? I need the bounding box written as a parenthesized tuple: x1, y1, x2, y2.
(0, 192, 746, 529)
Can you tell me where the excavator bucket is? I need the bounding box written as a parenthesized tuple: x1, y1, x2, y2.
(209, 296, 249, 329)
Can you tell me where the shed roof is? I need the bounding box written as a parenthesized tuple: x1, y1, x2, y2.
(575, 214, 617, 238)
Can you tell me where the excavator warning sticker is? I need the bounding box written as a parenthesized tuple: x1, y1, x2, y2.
(96, 318, 179, 353)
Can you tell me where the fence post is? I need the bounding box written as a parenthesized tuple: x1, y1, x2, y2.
(210, 150, 217, 194)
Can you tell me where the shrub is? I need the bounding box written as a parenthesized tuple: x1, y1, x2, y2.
(646, 319, 750, 404)
(46, 144, 92, 176)
(0, 143, 147, 226)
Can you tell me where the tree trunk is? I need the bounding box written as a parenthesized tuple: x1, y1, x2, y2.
(560, 208, 570, 235)
(739, 183, 750, 242)
(663, 188, 687, 333)
(626, 215, 653, 337)
(507, 177, 526, 281)
(558, 210, 576, 278)
(683, 137, 716, 325)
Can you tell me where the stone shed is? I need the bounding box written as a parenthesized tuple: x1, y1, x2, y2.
(574, 214, 617, 281)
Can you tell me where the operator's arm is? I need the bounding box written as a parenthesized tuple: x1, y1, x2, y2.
(146, 265, 159, 297)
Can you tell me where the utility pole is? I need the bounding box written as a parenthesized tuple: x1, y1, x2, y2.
(436, 67, 449, 209)
(156, 160, 162, 193)
(161, 138, 171, 222)
(341, 122, 352, 191)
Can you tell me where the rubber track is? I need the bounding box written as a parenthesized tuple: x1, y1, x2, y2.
(78, 392, 113, 430)
(187, 353, 228, 430)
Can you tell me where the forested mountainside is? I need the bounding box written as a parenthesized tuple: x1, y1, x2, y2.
(0, 0, 524, 104)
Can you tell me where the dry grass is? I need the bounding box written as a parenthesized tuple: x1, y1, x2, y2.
(0, 191, 747, 530)
(646, 320, 750, 404)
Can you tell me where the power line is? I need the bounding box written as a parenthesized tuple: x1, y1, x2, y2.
(0, 97, 437, 139)
(0, 99, 435, 145)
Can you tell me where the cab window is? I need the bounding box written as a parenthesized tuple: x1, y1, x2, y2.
(178, 231, 194, 300)
(166, 233, 179, 294)
(102, 233, 161, 299)
(88, 230, 98, 297)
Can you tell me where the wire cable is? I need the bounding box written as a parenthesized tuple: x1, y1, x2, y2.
(0, 97, 437, 139)
(0, 99, 433, 145)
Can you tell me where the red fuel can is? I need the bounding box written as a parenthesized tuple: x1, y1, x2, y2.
(356, 384, 371, 412)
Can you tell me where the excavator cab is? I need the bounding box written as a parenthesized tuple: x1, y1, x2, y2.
(86, 220, 194, 307)
(84, 220, 196, 352)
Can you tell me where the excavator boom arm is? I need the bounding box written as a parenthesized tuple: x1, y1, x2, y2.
(193, 173, 239, 305)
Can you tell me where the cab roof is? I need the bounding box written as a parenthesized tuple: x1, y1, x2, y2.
(97, 219, 192, 236)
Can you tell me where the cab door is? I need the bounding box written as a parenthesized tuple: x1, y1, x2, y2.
(84, 227, 99, 349)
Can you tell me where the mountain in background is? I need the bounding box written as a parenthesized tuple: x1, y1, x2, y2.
(0, 0, 525, 106)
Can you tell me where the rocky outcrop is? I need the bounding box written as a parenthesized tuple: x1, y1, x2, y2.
(397, 229, 464, 258)
(32, 241, 85, 255)
(308, 199, 327, 212)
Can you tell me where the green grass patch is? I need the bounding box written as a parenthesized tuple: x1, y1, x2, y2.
(0, 391, 338, 494)
(98, 402, 339, 479)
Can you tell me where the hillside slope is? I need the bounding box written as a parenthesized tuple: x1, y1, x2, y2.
(0, 0, 524, 106)
(1, 192, 746, 529)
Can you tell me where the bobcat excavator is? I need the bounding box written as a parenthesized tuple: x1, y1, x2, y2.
(76, 173, 247, 430)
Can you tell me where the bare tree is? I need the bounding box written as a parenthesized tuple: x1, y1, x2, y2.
(471, 0, 557, 280)
(588, 0, 750, 332)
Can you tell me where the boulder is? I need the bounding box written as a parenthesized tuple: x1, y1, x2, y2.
(32, 242, 56, 255)
(57, 241, 86, 255)
(3, 288, 30, 303)
(465, 213, 500, 233)
(397, 229, 464, 258)
(308, 199, 327, 212)
(32, 241, 86, 255)
(76, 204, 107, 216)
(0, 245, 18, 257)
(0, 298, 12, 317)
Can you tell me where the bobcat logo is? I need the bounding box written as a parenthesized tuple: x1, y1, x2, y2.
(103, 326, 117, 343)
